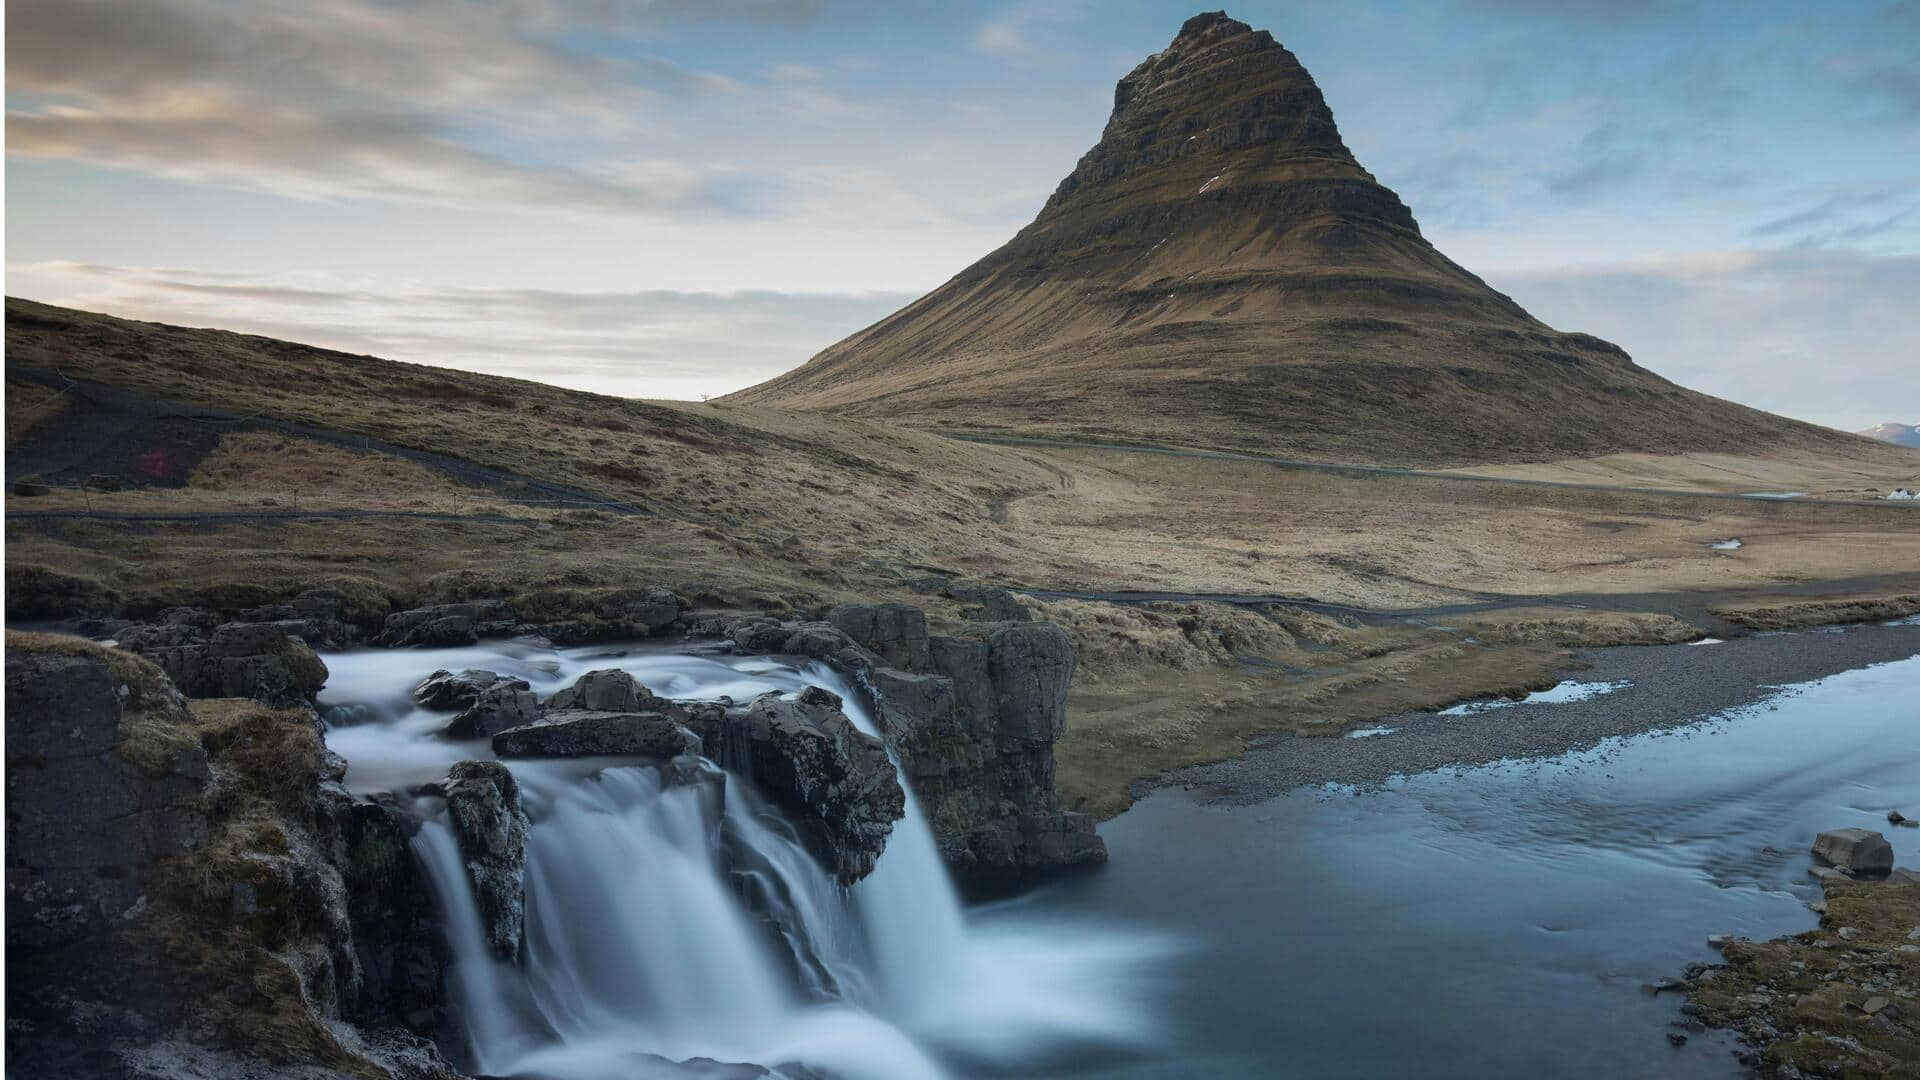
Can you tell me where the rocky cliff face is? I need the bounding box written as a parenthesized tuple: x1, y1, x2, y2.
(718, 601, 1106, 883)
(725, 11, 1861, 468)
(6, 580, 1099, 1070)
(5, 632, 459, 1079)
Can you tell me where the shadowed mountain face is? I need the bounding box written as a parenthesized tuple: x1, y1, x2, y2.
(727, 11, 1861, 466)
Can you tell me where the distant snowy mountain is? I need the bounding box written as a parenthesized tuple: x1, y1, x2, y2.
(1858, 422, 1920, 448)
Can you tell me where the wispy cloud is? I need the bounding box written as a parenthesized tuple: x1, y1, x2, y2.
(1490, 247, 1920, 430)
(9, 261, 917, 400)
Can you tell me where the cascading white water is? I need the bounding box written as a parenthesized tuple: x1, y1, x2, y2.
(319, 643, 1167, 1079)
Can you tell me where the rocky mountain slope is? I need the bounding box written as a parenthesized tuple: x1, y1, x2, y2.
(726, 11, 1867, 467)
(1860, 421, 1920, 449)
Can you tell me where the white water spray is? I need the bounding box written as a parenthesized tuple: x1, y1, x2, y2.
(320, 643, 1166, 1079)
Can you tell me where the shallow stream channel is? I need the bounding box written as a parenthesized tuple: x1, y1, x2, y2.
(319, 617, 1920, 1078)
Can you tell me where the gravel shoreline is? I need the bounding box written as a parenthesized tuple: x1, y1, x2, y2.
(1170, 618, 1920, 804)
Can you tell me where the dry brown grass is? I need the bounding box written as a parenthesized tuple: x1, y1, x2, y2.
(6, 375, 70, 446)
(11, 299, 1920, 820)
(1711, 592, 1920, 631)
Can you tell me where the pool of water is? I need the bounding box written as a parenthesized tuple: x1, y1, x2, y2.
(1009, 654, 1920, 1078)
(1438, 678, 1633, 715)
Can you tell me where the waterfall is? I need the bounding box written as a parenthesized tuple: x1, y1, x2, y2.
(325, 644, 1164, 1079)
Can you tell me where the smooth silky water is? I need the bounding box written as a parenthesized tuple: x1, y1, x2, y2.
(318, 643, 1170, 1080)
(1019, 651, 1920, 1078)
(321, 639, 1919, 1078)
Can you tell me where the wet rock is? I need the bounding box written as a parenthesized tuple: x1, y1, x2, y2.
(442, 679, 539, 739)
(685, 687, 904, 884)
(326, 791, 446, 1030)
(413, 668, 512, 711)
(724, 600, 1105, 884)
(548, 667, 656, 712)
(1812, 828, 1894, 876)
(1890, 810, 1917, 828)
(493, 711, 702, 759)
(442, 761, 529, 961)
(378, 600, 516, 647)
(826, 602, 930, 670)
(1666, 1032, 1687, 1047)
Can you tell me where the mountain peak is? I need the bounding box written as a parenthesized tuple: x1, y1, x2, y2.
(1050, 10, 1363, 224)
(725, 13, 1854, 467)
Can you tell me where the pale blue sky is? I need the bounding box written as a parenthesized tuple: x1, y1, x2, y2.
(7, 1, 1917, 427)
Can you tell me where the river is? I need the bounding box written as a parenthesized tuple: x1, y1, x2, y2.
(318, 619, 1920, 1078)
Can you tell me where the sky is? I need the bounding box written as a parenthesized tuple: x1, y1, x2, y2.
(6, 0, 1917, 429)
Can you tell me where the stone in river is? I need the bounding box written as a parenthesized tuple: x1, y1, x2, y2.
(1810, 828, 1894, 876)
(493, 710, 702, 758)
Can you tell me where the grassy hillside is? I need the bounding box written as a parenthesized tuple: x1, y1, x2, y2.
(9, 297, 1919, 816)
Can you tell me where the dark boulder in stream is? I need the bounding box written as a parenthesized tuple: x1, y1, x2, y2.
(442, 760, 531, 961)
(689, 687, 906, 885)
(413, 667, 514, 710)
(442, 679, 539, 739)
(493, 709, 703, 758)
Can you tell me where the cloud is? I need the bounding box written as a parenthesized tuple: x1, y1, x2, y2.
(972, 0, 1083, 59)
(4, 0, 738, 212)
(8, 261, 916, 399)
(1747, 185, 1918, 249)
(1489, 247, 1920, 430)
